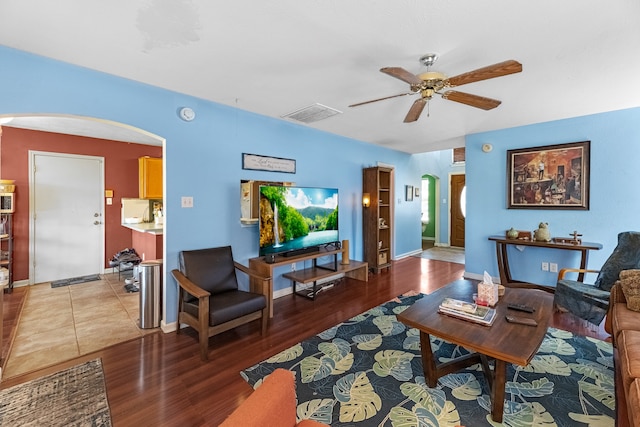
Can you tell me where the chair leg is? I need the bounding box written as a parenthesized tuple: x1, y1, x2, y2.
(199, 296, 210, 361)
(261, 308, 268, 336)
(200, 329, 209, 361)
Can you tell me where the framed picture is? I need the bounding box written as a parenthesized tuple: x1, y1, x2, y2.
(405, 185, 414, 201)
(507, 141, 590, 210)
(414, 187, 420, 198)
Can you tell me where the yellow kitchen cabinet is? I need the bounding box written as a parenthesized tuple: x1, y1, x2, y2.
(139, 157, 163, 199)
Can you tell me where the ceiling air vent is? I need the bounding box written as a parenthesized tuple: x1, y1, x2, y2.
(282, 103, 342, 123)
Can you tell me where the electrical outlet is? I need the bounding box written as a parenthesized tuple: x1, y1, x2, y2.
(181, 196, 194, 208)
(291, 263, 296, 272)
(541, 262, 549, 271)
(550, 263, 558, 273)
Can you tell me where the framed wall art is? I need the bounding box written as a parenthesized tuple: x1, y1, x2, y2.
(507, 141, 590, 210)
(242, 153, 296, 174)
(405, 185, 414, 201)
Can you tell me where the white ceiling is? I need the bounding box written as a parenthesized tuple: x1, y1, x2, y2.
(1, 0, 640, 153)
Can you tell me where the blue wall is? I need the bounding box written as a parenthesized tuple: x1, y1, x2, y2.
(465, 107, 640, 286)
(0, 46, 424, 324)
(3, 44, 639, 323)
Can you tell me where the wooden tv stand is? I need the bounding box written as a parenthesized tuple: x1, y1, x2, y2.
(249, 247, 368, 318)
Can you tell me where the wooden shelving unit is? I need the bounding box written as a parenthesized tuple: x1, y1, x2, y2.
(0, 212, 13, 292)
(363, 166, 393, 273)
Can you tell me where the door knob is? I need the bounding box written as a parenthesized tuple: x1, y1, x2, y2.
(94, 221, 102, 225)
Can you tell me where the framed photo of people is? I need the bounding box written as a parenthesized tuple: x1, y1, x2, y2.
(507, 141, 590, 210)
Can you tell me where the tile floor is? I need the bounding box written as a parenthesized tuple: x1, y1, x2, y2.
(4, 272, 157, 378)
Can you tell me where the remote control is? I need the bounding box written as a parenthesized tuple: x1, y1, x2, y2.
(507, 303, 535, 313)
(505, 315, 538, 326)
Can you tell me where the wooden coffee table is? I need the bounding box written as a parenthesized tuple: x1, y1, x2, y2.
(397, 279, 554, 422)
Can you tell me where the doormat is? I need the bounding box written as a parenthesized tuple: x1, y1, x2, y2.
(51, 274, 102, 288)
(0, 358, 112, 426)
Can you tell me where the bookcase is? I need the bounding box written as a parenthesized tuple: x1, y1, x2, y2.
(0, 212, 13, 292)
(363, 166, 393, 273)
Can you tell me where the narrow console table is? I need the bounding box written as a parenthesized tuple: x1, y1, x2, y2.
(249, 247, 369, 317)
(488, 235, 602, 292)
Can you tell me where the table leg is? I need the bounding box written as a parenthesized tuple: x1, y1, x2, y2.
(494, 242, 510, 285)
(490, 359, 507, 423)
(578, 249, 588, 282)
(420, 332, 438, 388)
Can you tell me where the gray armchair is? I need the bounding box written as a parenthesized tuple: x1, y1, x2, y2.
(172, 246, 270, 361)
(554, 231, 640, 326)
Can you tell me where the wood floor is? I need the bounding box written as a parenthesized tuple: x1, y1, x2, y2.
(0, 257, 609, 426)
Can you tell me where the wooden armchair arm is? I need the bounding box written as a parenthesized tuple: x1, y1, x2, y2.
(234, 261, 272, 295)
(557, 268, 600, 280)
(171, 269, 210, 299)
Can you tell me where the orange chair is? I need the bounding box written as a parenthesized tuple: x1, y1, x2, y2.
(220, 369, 328, 427)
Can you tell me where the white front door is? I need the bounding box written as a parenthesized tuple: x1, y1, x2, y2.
(30, 151, 104, 284)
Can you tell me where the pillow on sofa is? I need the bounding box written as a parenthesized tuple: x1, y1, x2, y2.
(619, 269, 640, 312)
(594, 231, 640, 292)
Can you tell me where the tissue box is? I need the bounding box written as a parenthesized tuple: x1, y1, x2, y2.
(478, 282, 499, 306)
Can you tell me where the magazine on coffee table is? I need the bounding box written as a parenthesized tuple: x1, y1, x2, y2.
(439, 298, 497, 326)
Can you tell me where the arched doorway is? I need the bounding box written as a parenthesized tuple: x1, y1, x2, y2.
(421, 174, 438, 248)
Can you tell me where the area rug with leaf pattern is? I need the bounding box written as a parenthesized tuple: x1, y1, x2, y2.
(241, 293, 614, 426)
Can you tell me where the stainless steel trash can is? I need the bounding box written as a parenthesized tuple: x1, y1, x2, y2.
(139, 260, 162, 328)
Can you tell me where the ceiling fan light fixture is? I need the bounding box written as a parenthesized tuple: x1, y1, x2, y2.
(353, 56, 522, 122)
(421, 88, 435, 99)
(417, 71, 447, 82)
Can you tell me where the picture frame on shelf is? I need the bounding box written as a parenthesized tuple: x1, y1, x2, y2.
(507, 141, 590, 210)
(405, 185, 414, 201)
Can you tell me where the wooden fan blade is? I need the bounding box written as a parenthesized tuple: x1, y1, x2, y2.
(380, 67, 423, 86)
(349, 92, 415, 107)
(446, 60, 522, 87)
(442, 91, 502, 110)
(404, 99, 427, 123)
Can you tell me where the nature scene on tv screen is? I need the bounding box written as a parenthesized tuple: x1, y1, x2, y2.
(259, 186, 338, 255)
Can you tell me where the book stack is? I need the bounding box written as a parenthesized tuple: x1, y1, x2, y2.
(438, 297, 497, 326)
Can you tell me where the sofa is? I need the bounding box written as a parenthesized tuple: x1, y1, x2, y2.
(605, 279, 640, 427)
(220, 369, 329, 427)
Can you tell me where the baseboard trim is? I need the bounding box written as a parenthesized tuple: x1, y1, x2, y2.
(395, 249, 423, 260)
(161, 320, 178, 333)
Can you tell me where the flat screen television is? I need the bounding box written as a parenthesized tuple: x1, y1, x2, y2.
(259, 185, 339, 257)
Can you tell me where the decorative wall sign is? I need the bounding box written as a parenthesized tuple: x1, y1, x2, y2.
(507, 141, 590, 210)
(242, 153, 296, 174)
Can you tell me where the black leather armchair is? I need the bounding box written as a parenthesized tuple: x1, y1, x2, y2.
(172, 246, 270, 361)
(554, 231, 640, 326)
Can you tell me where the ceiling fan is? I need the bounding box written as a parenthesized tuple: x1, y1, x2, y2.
(349, 54, 522, 123)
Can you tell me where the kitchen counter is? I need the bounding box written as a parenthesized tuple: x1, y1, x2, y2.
(123, 222, 164, 261)
(122, 222, 164, 235)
